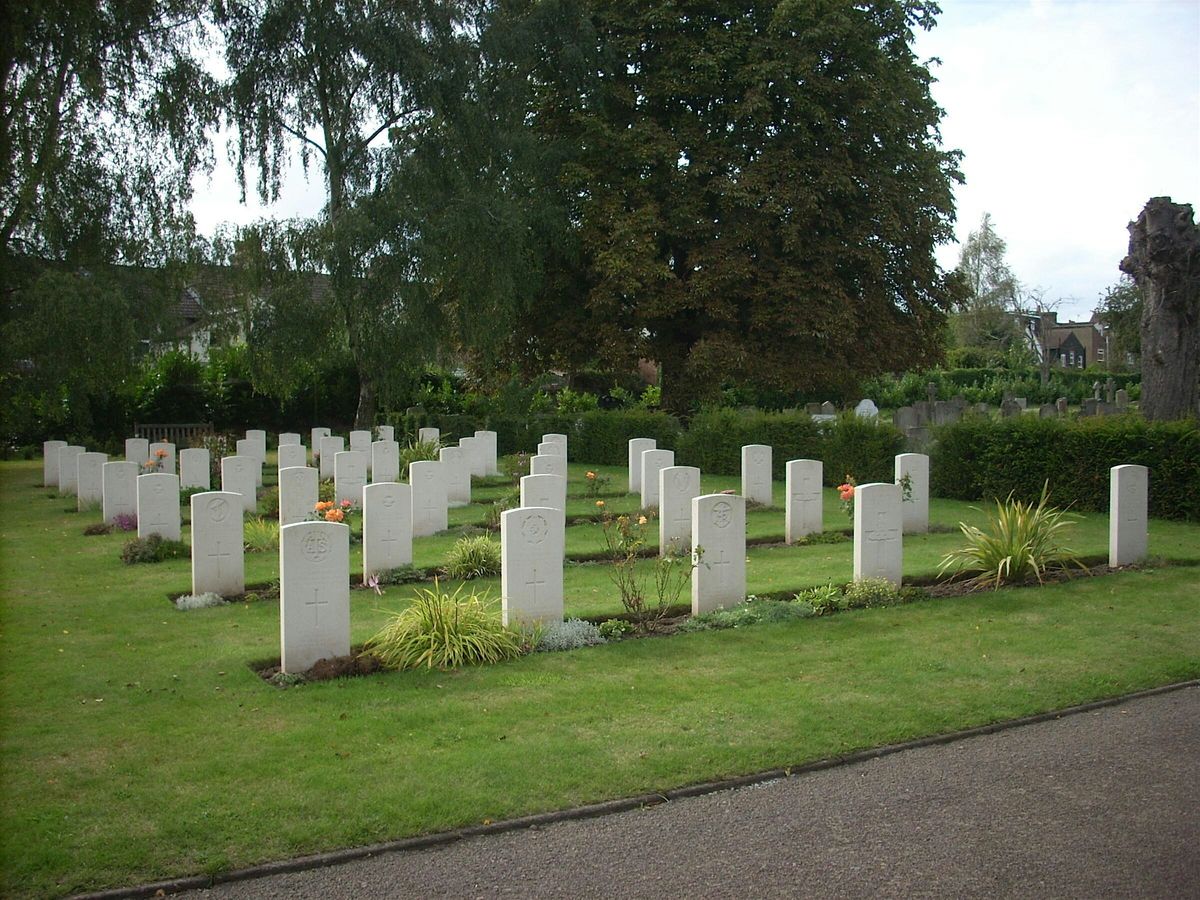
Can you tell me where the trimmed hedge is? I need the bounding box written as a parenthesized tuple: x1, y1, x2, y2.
(931, 416, 1200, 521)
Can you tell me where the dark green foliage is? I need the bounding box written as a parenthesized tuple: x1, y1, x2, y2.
(120, 535, 189, 565)
(679, 598, 814, 632)
(931, 417, 1200, 521)
(821, 415, 906, 486)
(861, 367, 1140, 408)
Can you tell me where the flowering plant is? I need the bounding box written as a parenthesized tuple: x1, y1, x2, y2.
(583, 470, 611, 498)
(311, 499, 356, 523)
(141, 447, 169, 475)
(598, 508, 684, 631)
(837, 476, 856, 520)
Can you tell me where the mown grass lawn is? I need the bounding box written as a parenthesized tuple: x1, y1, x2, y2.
(0, 456, 1197, 898)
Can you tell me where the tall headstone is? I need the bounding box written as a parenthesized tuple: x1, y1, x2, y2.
(43, 439, 67, 487)
(659, 466, 701, 556)
(1056, 397, 1069, 415)
(1000, 398, 1021, 418)
(148, 441, 176, 475)
(417, 426, 440, 445)
(474, 430, 499, 475)
(137, 473, 181, 541)
(691, 494, 746, 615)
(278, 432, 302, 446)
(236, 439, 263, 486)
(277, 443, 307, 470)
(741, 444, 773, 506)
(57, 445, 84, 494)
(854, 399, 879, 419)
(439, 446, 471, 506)
(537, 441, 565, 458)
(220, 455, 258, 513)
(640, 449, 676, 509)
(895, 453, 929, 534)
(190, 492, 245, 597)
(372, 440, 400, 484)
(102, 461, 138, 524)
(311, 427, 331, 456)
(543, 433, 568, 448)
(319, 435, 344, 480)
(520, 473, 567, 512)
(349, 430, 372, 455)
(853, 482, 902, 585)
(124, 438, 148, 466)
(76, 452, 107, 509)
(410, 460, 448, 536)
(628, 438, 657, 493)
(280, 521, 350, 673)
(377, 424, 395, 442)
(279, 466, 318, 527)
(530, 454, 567, 479)
(1109, 464, 1149, 567)
(362, 481, 413, 579)
(245, 430, 267, 464)
(501, 507, 565, 627)
(785, 459, 823, 543)
(180, 448, 211, 490)
(1115, 388, 1130, 410)
(334, 451, 368, 506)
(458, 435, 486, 478)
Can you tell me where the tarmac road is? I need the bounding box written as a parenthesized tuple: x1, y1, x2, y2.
(184, 686, 1199, 899)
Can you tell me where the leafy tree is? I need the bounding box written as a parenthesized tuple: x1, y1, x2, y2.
(950, 212, 1022, 353)
(487, 0, 961, 411)
(1095, 276, 1142, 370)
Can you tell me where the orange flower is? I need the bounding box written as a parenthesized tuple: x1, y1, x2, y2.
(324, 508, 345, 522)
(154, 449, 168, 458)
(145, 459, 155, 467)
(837, 484, 855, 501)
(637, 515, 647, 526)
(595, 500, 605, 508)
(586, 471, 596, 479)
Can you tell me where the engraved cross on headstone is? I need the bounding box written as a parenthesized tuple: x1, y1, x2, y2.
(867, 508, 898, 573)
(209, 539, 231, 579)
(306, 587, 329, 626)
(711, 549, 732, 585)
(525, 565, 545, 604)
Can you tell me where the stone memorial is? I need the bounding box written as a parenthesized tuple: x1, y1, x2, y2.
(520, 473, 567, 512)
(245, 430, 267, 461)
(148, 441, 176, 475)
(854, 399, 879, 419)
(1000, 398, 1021, 418)
(474, 430, 499, 475)
(277, 443, 307, 470)
(537, 441, 564, 458)
(691, 493, 746, 615)
(458, 436, 486, 478)
(1115, 388, 1130, 410)
(124, 438, 149, 466)
(895, 453, 929, 534)
(543, 433, 568, 448)
(220, 455, 258, 513)
(349, 430, 372, 455)
(334, 450, 368, 506)
(893, 407, 918, 431)
(190, 491, 244, 597)
(311, 427, 331, 455)
(410, 460, 448, 536)
(235, 439, 263, 486)
(57, 445, 84, 494)
(180, 448, 210, 490)
(785, 459, 823, 543)
(319, 435, 344, 480)
(628, 438, 657, 493)
(1109, 464, 1149, 567)
(279, 465, 318, 526)
(102, 461, 138, 524)
(820, 401, 837, 416)
(371, 440, 400, 483)
(43, 440, 67, 487)
(530, 453, 568, 479)
(137, 472, 181, 540)
(362, 481, 413, 579)
(377, 425, 395, 442)
(417, 427, 440, 445)
(439, 446, 470, 506)
(1056, 397, 1069, 415)
(278, 432, 302, 446)
(640, 449, 675, 509)
(76, 452, 107, 509)
(1039, 403, 1058, 418)
(280, 521, 350, 674)
(501, 507, 565, 627)
(741, 444, 773, 506)
(853, 482, 902, 585)
(659, 465, 700, 556)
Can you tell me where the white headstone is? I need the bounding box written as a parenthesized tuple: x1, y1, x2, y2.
(43, 440, 67, 487)
(235, 439, 263, 486)
(334, 450, 368, 507)
(542, 433, 568, 449)
(458, 436, 486, 478)
(474, 430, 499, 475)
(319, 436, 344, 480)
(57, 445, 84, 494)
(410, 460, 448, 537)
(440, 446, 471, 506)
(76, 452, 107, 509)
(278, 432, 302, 446)
(220, 455, 258, 513)
(854, 399, 879, 419)
(179, 448, 211, 490)
(279, 466, 318, 527)
(640, 449, 676, 509)
(659, 466, 701, 556)
(377, 425, 395, 442)
(537, 440, 565, 459)
(530, 453, 567, 479)
(520, 473, 567, 512)
(277, 444, 307, 470)
(245, 430, 267, 463)
(417, 427, 440, 445)
(148, 441, 176, 475)
(741, 444, 773, 506)
(311, 427, 331, 456)
(280, 521, 350, 673)
(501, 507, 565, 627)
(785, 459, 823, 543)
(362, 482, 413, 579)
(137, 473, 181, 541)
(895, 453, 929, 534)
(349, 429, 372, 455)
(124, 438, 148, 466)
(691, 493, 746, 615)
(628, 438, 657, 493)
(853, 482, 903, 585)
(371, 440, 400, 484)
(1109, 464, 1149, 567)
(102, 461, 138, 524)
(190, 492, 245, 597)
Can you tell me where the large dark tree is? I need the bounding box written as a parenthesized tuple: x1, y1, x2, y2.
(1120, 196, 1200, 421)
(505, 0, 961, 411)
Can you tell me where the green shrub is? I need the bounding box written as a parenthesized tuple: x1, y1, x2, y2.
(794, 582, 842, 615)
(121, 535, 189, 565)
(83, 522, 112, 536)
(484, 489, 520, 530)
(679, 598, 813, 632)
(374, 565, 425, 585)
(822, 414, 905, 486)
(535, 619, 606, 652)
(363, 583, 526, 670)
(243, 517, 280, 553)
(842, 578, 907, 609)
(259, 485, 279, 518)
(598, 618, 634, 640)
(180, 486, 209, 505)
(938, 485, 1085, 589)
(443, 535, 501, 580)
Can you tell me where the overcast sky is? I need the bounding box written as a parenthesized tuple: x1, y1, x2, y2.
(190, 0, 1200, 322)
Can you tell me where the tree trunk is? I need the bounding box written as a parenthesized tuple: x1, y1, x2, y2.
(354, 371, 376, 429)
(1120, 197, 1200, 421)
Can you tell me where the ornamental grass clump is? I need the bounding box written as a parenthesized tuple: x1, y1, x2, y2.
(443, 535, 501, 580)
(363, 582, 526, 670)
(938, 483, 1085, 590)
(243, 516, 279, 553)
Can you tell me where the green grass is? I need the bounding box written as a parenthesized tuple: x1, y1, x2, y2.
(1, 457, 1198, 897)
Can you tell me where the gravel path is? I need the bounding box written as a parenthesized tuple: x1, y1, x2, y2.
(186, 686, 1200, 899)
